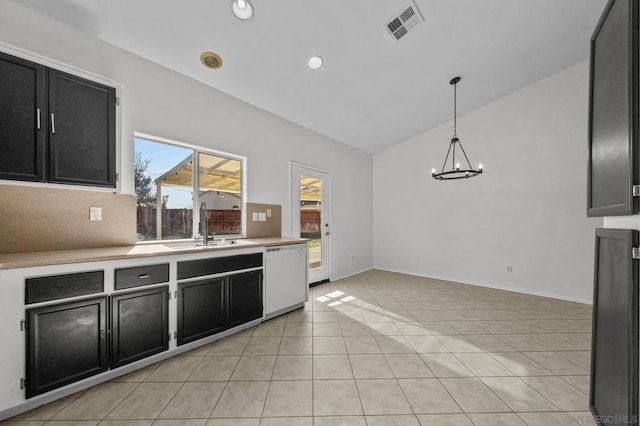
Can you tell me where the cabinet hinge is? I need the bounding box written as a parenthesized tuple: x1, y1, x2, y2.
(168, 292, 171, 300)
(173, 331, 177, 340)
(174, 290, 178, 299)
(633, 185, 640, 197)
(115, 96, 120, 106)
(116, 172, 120, 182)
(20, 319, 26, 332)
(168, 333, 171, 342)
(20, 378, 25, 390)
(633, 247, 640, 260)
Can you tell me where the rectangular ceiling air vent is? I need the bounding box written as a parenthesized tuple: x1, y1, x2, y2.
(385, 1, 424, 42)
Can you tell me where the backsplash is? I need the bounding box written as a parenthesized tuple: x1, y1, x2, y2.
(0, 184, 136, 254)
(245, 203, 281, 238)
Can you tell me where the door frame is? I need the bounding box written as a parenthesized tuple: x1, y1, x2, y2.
(289, 162, 331, 284)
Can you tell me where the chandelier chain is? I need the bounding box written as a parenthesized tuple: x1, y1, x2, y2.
(453, 81, 457, 137)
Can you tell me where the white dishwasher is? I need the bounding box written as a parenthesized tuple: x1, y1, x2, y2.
(265, 243, 308, 318)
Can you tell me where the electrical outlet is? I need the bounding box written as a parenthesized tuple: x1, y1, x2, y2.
(506, 265, 512, 273)
(89, 207, 102, 221)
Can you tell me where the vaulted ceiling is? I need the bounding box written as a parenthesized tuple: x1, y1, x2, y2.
(16, 0, 607, 153)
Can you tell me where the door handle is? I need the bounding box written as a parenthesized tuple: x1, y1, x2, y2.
(50, 113, 56, 134)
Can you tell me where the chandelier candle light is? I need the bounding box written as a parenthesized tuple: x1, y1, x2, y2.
(432, 76, 483, 180)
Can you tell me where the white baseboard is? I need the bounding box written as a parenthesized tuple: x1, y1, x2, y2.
(373, 267, 593, 305)
(330, 267, 373, 282)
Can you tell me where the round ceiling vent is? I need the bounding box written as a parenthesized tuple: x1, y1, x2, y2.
(200, 52, 223, 69)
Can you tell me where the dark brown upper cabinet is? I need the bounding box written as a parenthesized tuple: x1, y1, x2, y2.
(48, 70, 116, 187)
(0, 51, 116, 188)
(0, 53, 46, 182)
(587, 0, 639, 217)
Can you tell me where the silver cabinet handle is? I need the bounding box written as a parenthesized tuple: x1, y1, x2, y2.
(36, 108, 41, 130)
(50, 113, 55, 134)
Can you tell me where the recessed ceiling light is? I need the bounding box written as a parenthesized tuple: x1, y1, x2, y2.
(308, 56, 324, 70)
(200, 52, 223, 69)
(232, 0, 253, 20)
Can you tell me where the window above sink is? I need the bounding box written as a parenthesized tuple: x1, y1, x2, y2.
(134, 133, 246, 243)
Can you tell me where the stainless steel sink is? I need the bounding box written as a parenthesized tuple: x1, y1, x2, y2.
(162, 241, 208, 250)
(163, 239, 253, 250)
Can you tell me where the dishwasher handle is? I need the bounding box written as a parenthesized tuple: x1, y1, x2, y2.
(266, 245, 306, 258)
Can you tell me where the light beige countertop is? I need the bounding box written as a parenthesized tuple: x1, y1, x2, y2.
(0, 237, 308, 270)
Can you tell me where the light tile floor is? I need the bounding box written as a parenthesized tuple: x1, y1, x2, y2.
(3, 270, 597, 425)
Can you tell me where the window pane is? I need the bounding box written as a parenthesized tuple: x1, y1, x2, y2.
(135, 138, 194, 241)
(300, 175, 322, 269)
(198, 152, 242, 235)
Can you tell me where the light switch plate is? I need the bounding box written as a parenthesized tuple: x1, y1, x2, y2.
(258, 212, 266, 222)
(90, 207, 102, 221)
(266, 208, 272, 218)
(252, 212, 258, 221)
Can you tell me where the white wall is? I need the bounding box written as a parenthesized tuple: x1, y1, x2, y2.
(373, 61, 602, 303)
(0, 1, 373, 280)
(605, 216, 640, 230)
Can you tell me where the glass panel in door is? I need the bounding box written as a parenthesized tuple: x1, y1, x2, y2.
(300, 175, 322, 270)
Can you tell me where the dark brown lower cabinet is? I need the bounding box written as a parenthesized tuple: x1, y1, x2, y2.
(177, 270, 263, 345)
(177, 277, 227, 345)
(228, 271, 263, 328)
(110, 286, 169, 368)
(26, 297, 108, 398)
(590, 228, 639, 425)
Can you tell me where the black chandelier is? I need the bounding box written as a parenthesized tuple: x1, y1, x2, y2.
(432, 76, 483, 180)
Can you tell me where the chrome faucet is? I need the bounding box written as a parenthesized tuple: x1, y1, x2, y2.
(199, 202, 209, 245)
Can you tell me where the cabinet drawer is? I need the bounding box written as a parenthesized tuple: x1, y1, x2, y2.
(114, 263, 169, 290)
(177, 253, 263, 280)
(25, 270, 104, 304)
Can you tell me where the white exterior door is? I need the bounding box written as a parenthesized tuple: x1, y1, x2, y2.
(290, 164, 331, 284)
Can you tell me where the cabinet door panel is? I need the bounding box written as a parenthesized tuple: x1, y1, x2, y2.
(26, 297, 108, 398)
(0, 52, 46, 181)
(590, 229, 638, 422)
(587, 0, 639, 216)
(48, 70, 115, 187)
(177, 278, 226, 345)
(228, 270, 263, 328)
(111, 286, 169, 368)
